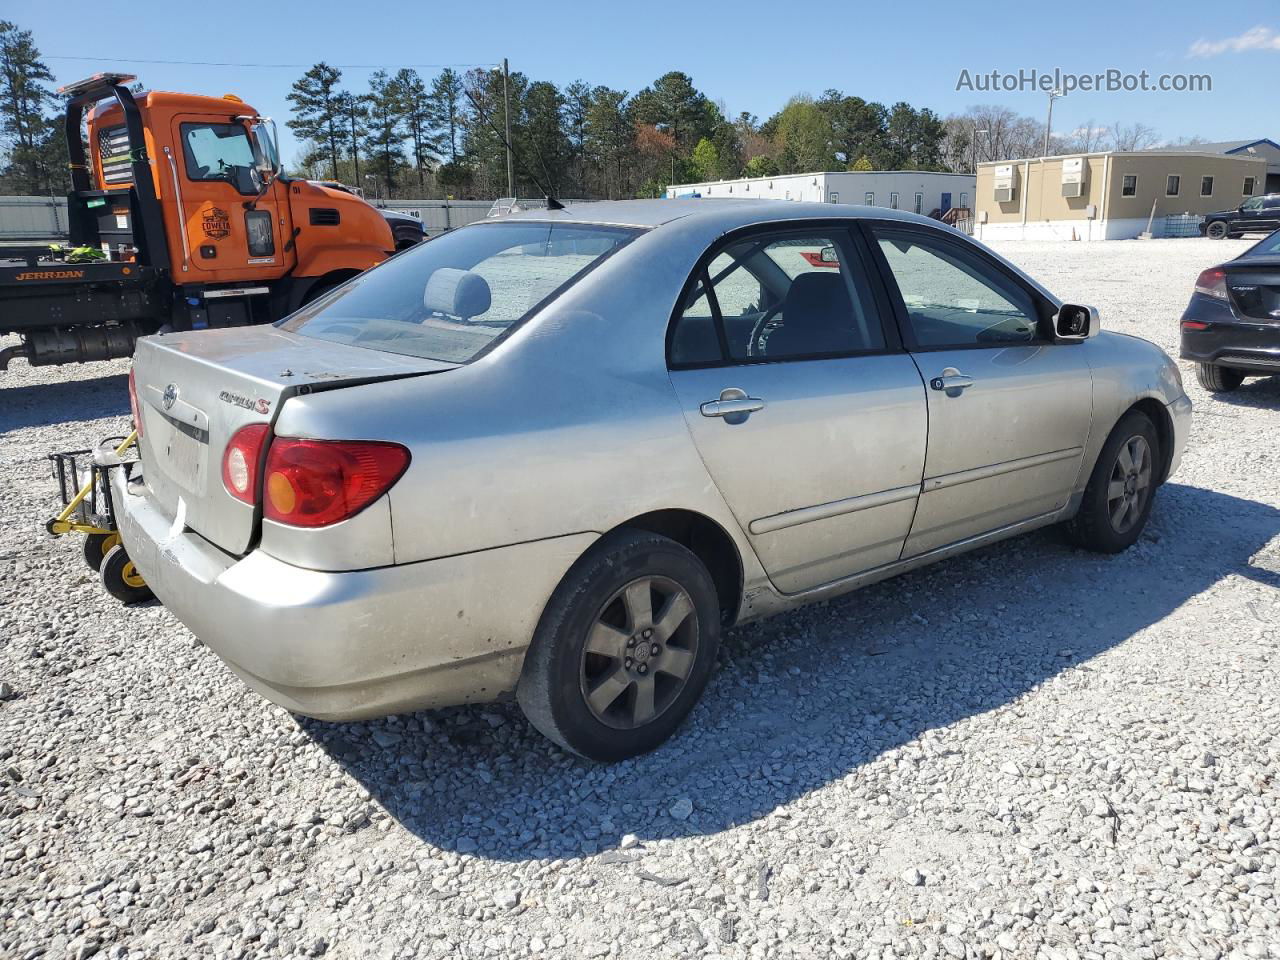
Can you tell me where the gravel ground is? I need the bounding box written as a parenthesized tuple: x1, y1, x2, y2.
(2, 236, 1278, 960)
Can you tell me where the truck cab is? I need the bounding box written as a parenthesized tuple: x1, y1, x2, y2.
(0, 73, 395, 370)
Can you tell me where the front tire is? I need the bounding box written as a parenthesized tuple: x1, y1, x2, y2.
(1195, 362, 1245, 392)
(1206, 221, 1228, 239)
(517, 530, 721, 762)
(1066, 411, 1160, 554)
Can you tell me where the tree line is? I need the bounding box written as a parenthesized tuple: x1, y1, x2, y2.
(0, 18, 1212, 201)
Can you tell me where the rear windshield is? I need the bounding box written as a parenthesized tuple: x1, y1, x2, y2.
(279, 221, 640, 363)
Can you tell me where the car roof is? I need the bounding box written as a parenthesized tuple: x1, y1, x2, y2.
(497, 197, 941, 231)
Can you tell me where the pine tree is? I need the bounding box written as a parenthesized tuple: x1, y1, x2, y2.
(363, 70, 406, 198)
(333, 91, 367, 186)
(286, 63, 343, 180)
(0, 20, 57, 194)
(393, 68, 435, 188)
(428, 67, 464, 163)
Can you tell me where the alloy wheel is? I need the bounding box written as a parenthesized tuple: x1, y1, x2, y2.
(1107, 435, 1152, 533)
(579, 576, 699, 730)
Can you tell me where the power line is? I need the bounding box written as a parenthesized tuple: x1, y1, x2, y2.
(46, 54, 497, 70)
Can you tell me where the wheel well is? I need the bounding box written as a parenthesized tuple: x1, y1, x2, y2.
(1128, 397, 1175, 483)
(616, 510, 743, 626)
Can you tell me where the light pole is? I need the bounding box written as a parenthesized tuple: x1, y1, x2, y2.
(973, 127, 989, 173)
(1043, 89, 1063, 156)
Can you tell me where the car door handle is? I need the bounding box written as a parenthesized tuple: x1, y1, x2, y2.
(700, 388, 765, 419)
(929, 369, 974, 393)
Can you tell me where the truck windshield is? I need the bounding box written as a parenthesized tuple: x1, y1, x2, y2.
(279, 221, 640, 363)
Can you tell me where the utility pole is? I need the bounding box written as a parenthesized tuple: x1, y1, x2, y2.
(502, 58, 514, 198)
(1043, 89, 1063, 157)
(973, 127, 988, 174)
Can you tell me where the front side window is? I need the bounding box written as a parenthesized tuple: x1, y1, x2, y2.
(281, 221, 638, 363)
(670, 231, 885, 366)
(1201, 176, 1214, 197)
(1244, 177, 1256, 195)
(873, 227, 1040, 349)
(1122, 175, 1137, 197)
(1166, 175, 1181, 197)
(1242, 196, 1265, 211)
(181, 122, 261, 195)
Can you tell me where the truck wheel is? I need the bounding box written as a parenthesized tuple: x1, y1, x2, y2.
(83, 532, 121, 572)
(1195, 362, 1245, 392)
(1205, 221, 1228, 239)
(100, 545, 154, 604)
(517, 530, 720, 762)
(1066, 411, 1160, 554)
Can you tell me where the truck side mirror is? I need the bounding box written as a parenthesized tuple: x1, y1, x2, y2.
(1055, 303, 1099, 340)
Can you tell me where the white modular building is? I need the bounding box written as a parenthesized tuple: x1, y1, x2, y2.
(667, 170, 978, 217)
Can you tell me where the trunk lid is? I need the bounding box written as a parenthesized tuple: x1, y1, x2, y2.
(1226, 258, 1280, 323)
(132, 325, 454, 555)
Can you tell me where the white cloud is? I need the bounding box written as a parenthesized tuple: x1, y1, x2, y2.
(1189, 25, 1280, 57)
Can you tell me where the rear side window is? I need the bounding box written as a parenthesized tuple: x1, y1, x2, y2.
(280, 221, 638, 363)
(873, 226, 1041, 348)
(670, 231, 885, 366)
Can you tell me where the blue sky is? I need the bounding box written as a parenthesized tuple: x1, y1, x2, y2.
(18, 0, 1280, 163)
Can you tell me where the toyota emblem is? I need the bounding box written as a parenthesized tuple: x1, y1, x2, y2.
(162, 383, 178, 410)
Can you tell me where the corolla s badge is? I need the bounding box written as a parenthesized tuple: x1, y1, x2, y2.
(162, 383, 178, 410)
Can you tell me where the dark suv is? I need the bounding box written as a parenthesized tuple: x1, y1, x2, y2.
(1180, 229, 1280, 391)
(1200, 194, 1280, 239)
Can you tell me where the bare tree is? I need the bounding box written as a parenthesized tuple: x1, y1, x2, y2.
(1110, 121, 1160, 152)
(941, 105, 1045, 170)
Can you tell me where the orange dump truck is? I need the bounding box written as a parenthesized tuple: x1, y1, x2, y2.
(0, 73, 396, 370)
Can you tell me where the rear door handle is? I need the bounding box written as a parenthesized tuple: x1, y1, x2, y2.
(929, 368, 974, 393)
(700, 387, 765, 419)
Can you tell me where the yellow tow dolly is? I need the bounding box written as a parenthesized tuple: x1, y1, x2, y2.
(46, 430, 153, 603)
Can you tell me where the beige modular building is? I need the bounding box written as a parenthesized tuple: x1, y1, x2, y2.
(974, 151, 1268, 241)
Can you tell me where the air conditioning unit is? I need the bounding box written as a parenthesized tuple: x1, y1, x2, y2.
(993, 164, 1017, 203)
(1061, 157, 1086, 198)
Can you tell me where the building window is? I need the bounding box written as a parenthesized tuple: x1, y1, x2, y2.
(960, 192, 968, 209)
(1244, 177, 1256, 195)
(1200, 176, 1213, 197)
(1121, 175, 1137, 197)
(914, 192, 924, 215)
(785, 190, 791, 200)
(889, 192, 899, 209)
(864, 192, 874, 205)
(830, 191, 839, 203)
(1166, 175, 1180, 197)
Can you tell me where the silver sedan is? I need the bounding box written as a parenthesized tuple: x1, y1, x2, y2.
(115, 199, 1191, 760)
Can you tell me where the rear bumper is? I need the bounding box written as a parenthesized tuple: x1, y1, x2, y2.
(112, 469, 596, 720)
(1180, 301, 1280, 374)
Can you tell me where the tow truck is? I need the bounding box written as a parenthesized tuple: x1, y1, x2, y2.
(0, 74, 397, 371)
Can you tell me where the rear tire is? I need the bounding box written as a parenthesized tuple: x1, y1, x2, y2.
(1066, 411, 1160, 554)
(1206, 221, 1228, 239)
(1195, 362, 1245, 392)
(517, 530, 720, 762)
(100, 545, 154, 604)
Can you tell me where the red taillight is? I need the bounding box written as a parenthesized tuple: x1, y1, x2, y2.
(1194, 267, 1228, 300)
(262, 439, 409, 528)
(128, 367, 144, 437)
(1181, 320, 1211, 331)
(222, 423, 270, 504)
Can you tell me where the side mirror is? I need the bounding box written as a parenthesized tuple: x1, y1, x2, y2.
(819, 244, 838, 263)
(1055, 303, 1100, 340)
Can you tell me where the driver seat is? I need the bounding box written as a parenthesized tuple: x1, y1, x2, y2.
(766, 272, 860, 357)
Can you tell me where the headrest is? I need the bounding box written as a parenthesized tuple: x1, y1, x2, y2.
(423, 268, 491, 320)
